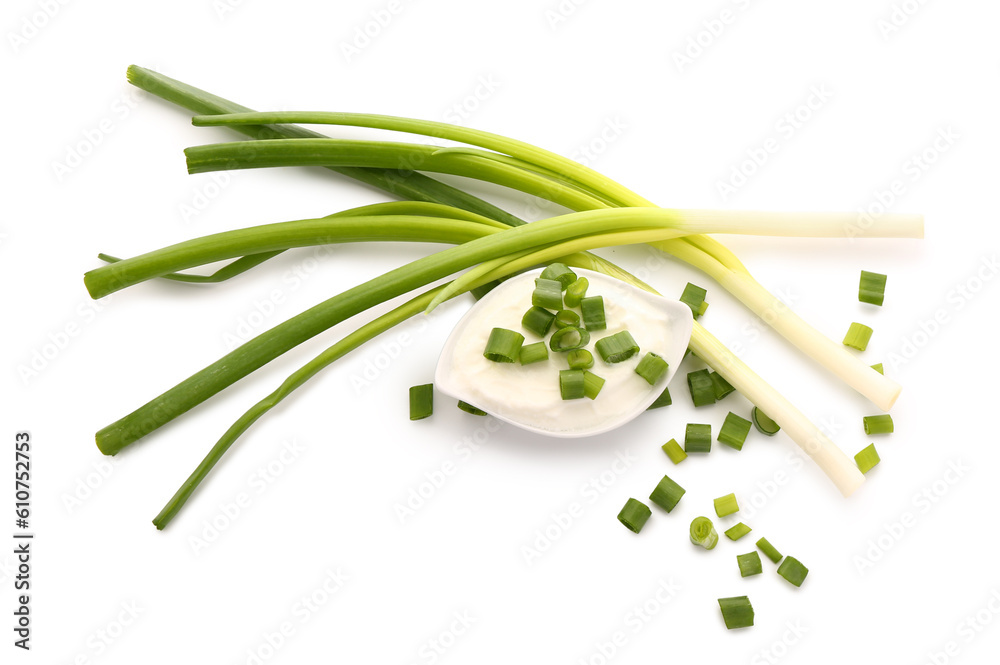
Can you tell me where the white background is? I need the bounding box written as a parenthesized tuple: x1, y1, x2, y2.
(4, 1, 1000, 663)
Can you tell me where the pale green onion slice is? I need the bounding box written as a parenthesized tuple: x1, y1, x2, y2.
(863, 414, 894, 435)
(777, 556, 809, 587)
(661, 438, 687, 464)
(595, 330, 639, 363)
(718, 412, 752, 451)
(532, 278, 563, 310)
(409, 384, 433, 420)
(855, 443, 880, 473)
(737, 551, 763, 577)
(647, 386, 672, 410)
(756, 537, 782, 564)
(714, 493, 739, 517)
(457, 400, 486, 416)
(519, 341, 549, 365)
(649, 474, 685, 513)
(559, 370, 585, 400)
(718, 596, 754, 629)
(710, 371, 735, 400)
(564, 277, 589, 307)
(521, 306, 556, 337)
(751, 407, 780, 436)
(680, 282, 708, 319)
(540, 262, 577, 289)
(843, 322, 873, 351)
(618, 498, 651, 533)
(690, 516, 718, 550)
(859, 270, 887, 306)
(635, 352, 669, 385)
(685, 423, 711, 453)
(580, 295, 607, 331)
(725, 522, 752, 541)
(567, 349, 594, 370)
(687, 369, 716, 407)
(483, 328, 524, 363)
(582, 371, 605, 400)
(554, 309, 581, 329)
(550, 326, 590, 352)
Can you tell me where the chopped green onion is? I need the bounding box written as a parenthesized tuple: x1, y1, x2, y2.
(550, 326, 591, 352)
(649, 474, 686, 513)
(582, 371, 605, 400)
(634, 352, 669, 385)
(564, 277, 589, 307)
(647, 386, 672, 410)
(684, 423, 711, 453)
(718, 596, 754, 630)
(714, 493, 739, 517)
(859, 270, 887, 306)
(521, 306, 556, 337)
(470, 281, 499, 301)
(687, 369, 717, 407)
(756, 537, 782, 564)
(554, 309, 581, 329)
(519, 341, 549, 365)
(843, 322, 873, 351)
(567, 349, 594, 370)
(737, 551, 763, 577)
(595, 330, 639, 363)
(580, 295, 607, 331)
(618, 498, 652, 533)
(697, 301, 709, 317)
(532, 278, 563, 310)
(776, 556, 809, 587)
(559, 370, 585, 400)
(718, 412, 752, 451)
(751, 407, 780, 436)
(710, 371, 735, 400)
(409, 384, 433, 420)
(457, 400, 486, 416)
(483, 327, 524, 363)
(871, 362, 884, 375)
(661, 438, 687, 464)
(725, 522, 752, 541)
(863, 414, 894, 435)
(540, 262, 577, 289)
(690, 516, 719, 550)
(680, 282, 708, 319)
(855, 443, 881, 473)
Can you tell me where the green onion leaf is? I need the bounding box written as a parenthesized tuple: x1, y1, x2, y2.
(532, 278, 564, 310)
(687, 369, 717, 407)
(863, 414, 894, 435)
(649, 474, 686, 513)
(519, 342, 549, 365)
(634, 352, 669, 385)
(843, 322, 874, 351)
(855, 443, 881, 473)
(564, 277, 589, 307)
(714, 493, 739, 517)
(718, 412, 752, 451)
(409, 384, 433, 420)
(756, 537, 782, 564)
(680, 282, 708, 319)
(550, 326, 591, 352)
(737, 551, 763, 577)
(710, 371, 735, 400)
(690, 516, 719, 550)
(751, 407, 781, 436)
(859, 270, 887, 306)
(661, 438, 687, 464)
(483, 328, 524, 363)
(595, 330, 639, 364)
(718, 596, 754, 629)
(725, 522, 752, 541)
(540, 262, 577, 289)
(582, 371, 605, 400)
(685, 423, 712, 453)
(580, 295, 607, 331)
(559, 370, 585, 400)
(647, 386, 672, 410)
(554, 309, 581, 329)
(457, 400, 487, 416)
(617, 498, 652, 533)
(777, 556, 809, 587)
(522, 306, 556, 337)
(567, 349, 594, 370)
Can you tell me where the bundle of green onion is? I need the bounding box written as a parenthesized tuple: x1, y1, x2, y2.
(85, 66, 923, 529)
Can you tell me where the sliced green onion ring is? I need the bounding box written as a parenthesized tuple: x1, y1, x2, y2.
(635, 352, 669, 385)
(661, 438, 687, 464)
(554, 309, 581, 329)
(483, 328, 524, 363)
(519, 342, 549, 365)
(843, 322, 873, 351)
(687, 369, 716, 407)
(751, 407, 780, 436)
(690, 516, 719, 550)
(718, 596, 754, 630)
(718, 412, 752, 451)
(649, 474, 686, 513)
(566, 349, 594, 370)
(595, 330, 639, 363)
(409, 384, 433, 420)
(540, 262, 577, 289)
(522, 306, 556, 337)
(580, 295, 607, 331)
(863, 414, 894, 435)
(564, 276, 589, 307)
(859, 270, 887, 306)
(685, 423, 711, 453)
(532, 278, 563, 310)
(549, 326, 591, 352)
(618, 498, 651, 533)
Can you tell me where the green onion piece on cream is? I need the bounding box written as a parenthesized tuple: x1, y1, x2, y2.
(483, 327, 524, 363)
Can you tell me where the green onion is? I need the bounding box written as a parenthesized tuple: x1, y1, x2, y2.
(690, 516, 719, 550)
(843, 322, 874, 351)
(863, 414, 894, 435)
(595, 330, 639, 363)
(634, 352, 669, 385)
(859, 270, 887, 306)
(519, 342, 549, 365)
(457, 400, 487, 416)
(522, 306, 556, 337)
(647, 386, 672, 410)
(483, 328, 524, 363)
(532, 278, 563, 310)
(409, 384, 433, 420)
(718, 412, 752, 451)
(540, 262, 577, 289)
(751, 407, 781, 436)
(855, 443, 881, 473)
(697, 301, 709, 317)
(580, 295, 607, 331)
(714, 493, 739, 517)
(777, 556, 809, 587)
(559, 370, 586, 400)
(710, 371, 735, 400)
(618, 498, 652, 533)
(756, 537, 782, 564)
(680, 282, 708, 319)
(470, 281, 500, 301)
(564, 276, 589, 307)
(661, 438, 687, 464)
(554, 309, 581, 329)
(871, 362, 884, 375)
(725, 522, 752, 541)
(718, 596, 754, 629)
(582, 371, 605, 400)
(649, 474, 686, 513)
(687, 369, 717, 407)
(737, 551, 763, 577)
(567, 349, 594, 370)
(685, 423, 712, 453)
(549, 326, 591, 352)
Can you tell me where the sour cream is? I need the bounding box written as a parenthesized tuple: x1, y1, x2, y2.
(435, 268, 693, 437)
